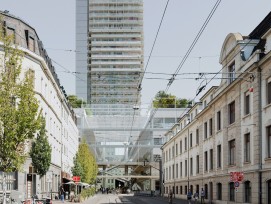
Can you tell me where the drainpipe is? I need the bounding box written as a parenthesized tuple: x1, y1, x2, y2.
(187, 127, 190, 193)
(258, 65, 262, 204)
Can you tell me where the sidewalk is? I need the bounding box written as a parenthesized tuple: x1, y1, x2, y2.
(52, 194, 122, 204)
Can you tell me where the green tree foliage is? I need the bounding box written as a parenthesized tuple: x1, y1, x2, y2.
(73, 139, 97, 184)
(0, 22, 42, 172)
(30, 118, 51, 176)
(71, 154, 84, 179)
(152, 91, 190, 108)
(67, 95, 86, 108)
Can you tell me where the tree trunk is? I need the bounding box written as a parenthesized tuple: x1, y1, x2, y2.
(2, 172, 7, 204)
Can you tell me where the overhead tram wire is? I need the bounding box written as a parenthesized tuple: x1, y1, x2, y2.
(12, 29, 87, 85)
(139, 0, 222, 135)
(128, 0, 171, 141)
(166, 0, 222, 92)
(171, 38, 258, 124)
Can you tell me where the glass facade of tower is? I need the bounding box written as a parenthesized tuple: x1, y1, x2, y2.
(76, 0, 144, 105)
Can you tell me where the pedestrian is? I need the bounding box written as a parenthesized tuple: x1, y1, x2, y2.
(60, 186, 65, 202)
(187, 189, 192, 204)
(169, 189, 173, 204)
(200, 188, 205, 204)
(194, 191, 199, 203)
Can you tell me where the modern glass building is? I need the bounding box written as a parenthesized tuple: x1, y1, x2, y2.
(76, 0, 144, 105)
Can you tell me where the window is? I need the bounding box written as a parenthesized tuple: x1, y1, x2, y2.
(244, 133, 250, 162)
(169, 148, 171, 160)
(229, 182, 235, 201)
(176, 164, 178, 179)
(185, 137, 187, 151)
(204, 184, 208, 199)
(172, 164, 174, 179)
(169, 166, 171, 180)
(217, 145, 221, 168)
(190, 133, 193, 147)
(185, 186, 187, 195)
(172, 146, 175, 158)
(196, 185, 199, 196)
(166, 168, 168, 180)
(180, 162, 182, 177)
(229, 101, 235, 124)
(228, 62, 235, 83)
(217, 111, 221, 131)
(196, 155, 199, 174)
(268, 180, 271, 204)
(6, 27, 15, 43)
(244, 181, 251, 203)
(180, 186, 183, 194)
(267, 79, 271, 104)
(244, 93, 250, 115)
(204, 151, 208, 171)
(209, 118, 213, 136)
(176, 143, 178, 155)
(204, 122, 208, 139)
(29, 36, 35, 52)
(268, 126, 271, 158)
(217, 183, 222, 200)
(185, 160, 187, 177)
(190, 157, 193, 176)
(196, 129, 199, 145)
(229, 139, 236, 165)
(176, 186, 178, 194)
(180, 140, 182, 153)
(210, 149, 213, 170)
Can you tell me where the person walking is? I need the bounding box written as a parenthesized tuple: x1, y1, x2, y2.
(187, 189, 192, 204)
(169, 189, 173, 204)
(60, 186, 65, 202)
(200, 188, 205, 204)
(194, 191, 199, 203)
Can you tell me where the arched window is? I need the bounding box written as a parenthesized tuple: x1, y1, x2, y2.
(204, 184, 208, 199)
(267, 180, 271, 204)
(229, 182, 235, 201)
(244, 181, 251, 203)
(217, 183, 222, 200)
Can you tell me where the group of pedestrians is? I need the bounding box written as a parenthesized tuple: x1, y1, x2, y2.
(168, 188, 206, 204)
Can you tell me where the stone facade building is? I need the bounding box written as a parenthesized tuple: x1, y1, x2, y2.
(162, 12, 271, 203)
(0, 11, 79, 199)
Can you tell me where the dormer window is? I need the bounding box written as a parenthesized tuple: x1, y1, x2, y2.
(228, 62, 236, 84)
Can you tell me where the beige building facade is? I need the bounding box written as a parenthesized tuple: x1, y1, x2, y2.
(162, 12, 271, 204)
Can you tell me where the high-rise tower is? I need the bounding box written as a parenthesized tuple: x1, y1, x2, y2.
(76, 0, 144, 105)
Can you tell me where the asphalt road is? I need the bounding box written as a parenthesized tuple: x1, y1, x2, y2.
(78, 194, 195, 204)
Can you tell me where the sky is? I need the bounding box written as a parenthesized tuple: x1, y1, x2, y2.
(1, 0, 271, 106)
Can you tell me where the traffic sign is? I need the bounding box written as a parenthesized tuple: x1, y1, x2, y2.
(73, 176, 81, 182)
(230, 172, 244, 182)
(234, 181, 240, 188)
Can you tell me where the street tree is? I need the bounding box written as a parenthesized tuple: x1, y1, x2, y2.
(74, 139, 98, 184)
(71, 154, 84, 179)
(0, 22, 42, 173)
(0, 20, 42, 204)
(30, 117, 52, 177)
